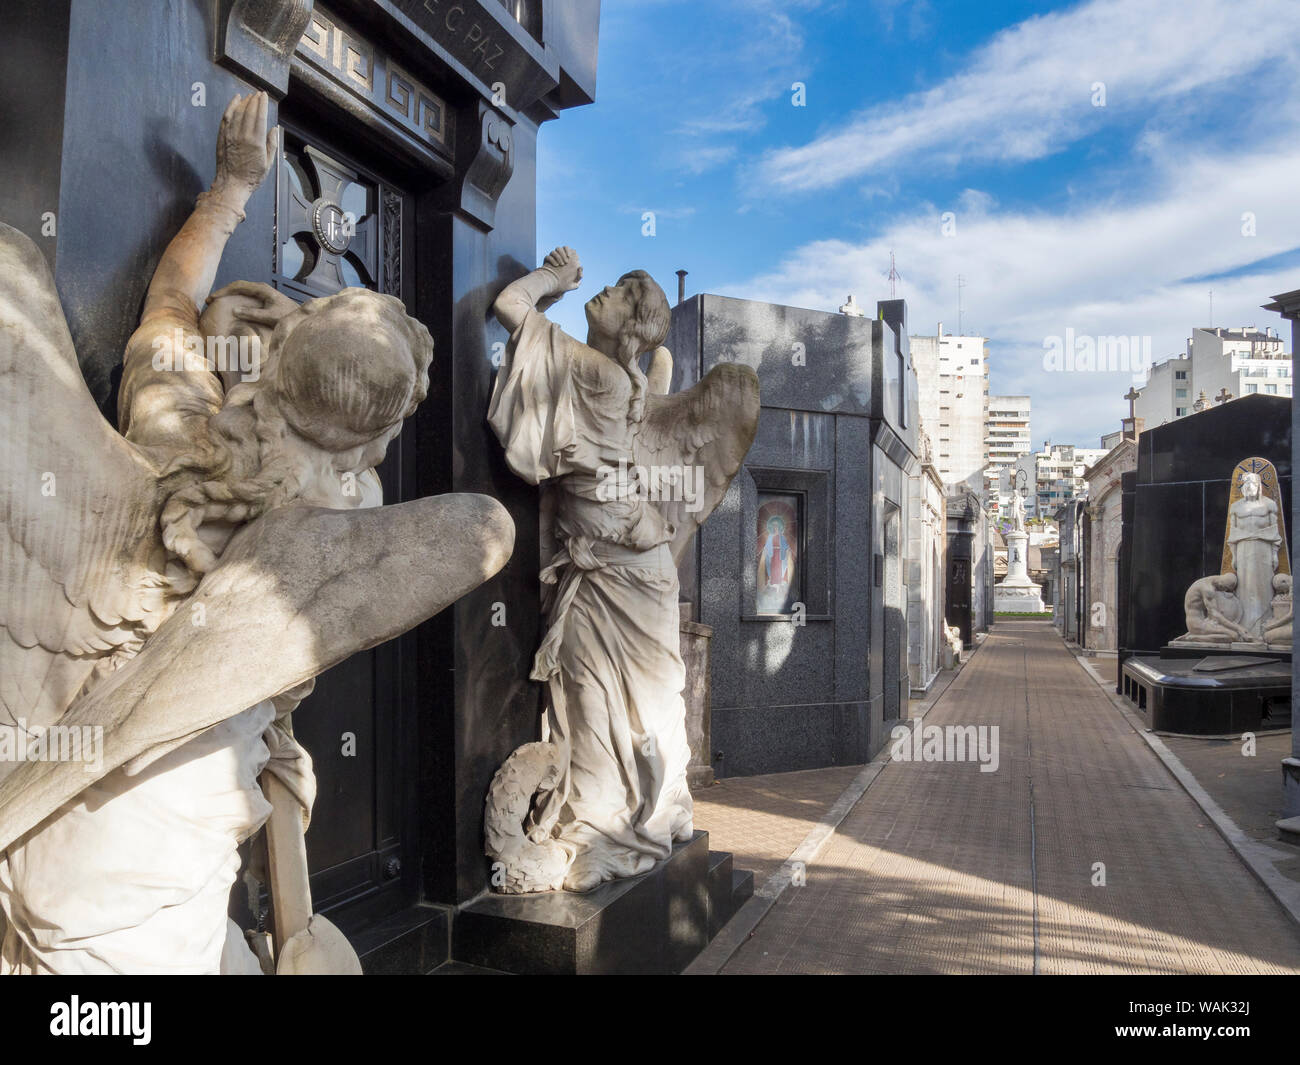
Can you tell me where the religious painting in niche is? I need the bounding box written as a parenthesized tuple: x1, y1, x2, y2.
(756, 492, 801, 614)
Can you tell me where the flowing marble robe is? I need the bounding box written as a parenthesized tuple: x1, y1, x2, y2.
(488, 309, 758, 890)
(1227, 492, 1283, 634)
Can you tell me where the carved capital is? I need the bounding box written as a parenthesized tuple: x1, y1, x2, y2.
(214, 0, 315, 97)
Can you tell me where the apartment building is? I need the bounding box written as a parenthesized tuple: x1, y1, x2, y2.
(1133, 326, 1290, 425)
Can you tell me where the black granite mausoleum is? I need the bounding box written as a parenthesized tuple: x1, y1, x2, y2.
(665, 294, 921, 776)
(1117, 394, 1292, 734)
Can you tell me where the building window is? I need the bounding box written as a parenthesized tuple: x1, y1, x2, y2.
(1175, 370, 1187, 380)
(1266, 384, 1278, 394)
(1175, 388, 1187, 398)
(1176, 406, 1188, 416)
(1246, 383, 1258, 394)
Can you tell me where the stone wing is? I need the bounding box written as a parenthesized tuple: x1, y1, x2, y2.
(0, 494, 514, 853)
(0, 223, 166, 736)
(635, 360, 760, 565)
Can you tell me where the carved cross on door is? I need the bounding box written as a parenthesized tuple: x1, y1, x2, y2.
(277, 143, 380, 297)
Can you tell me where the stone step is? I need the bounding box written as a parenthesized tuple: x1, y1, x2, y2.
(706, 850, 755, 937)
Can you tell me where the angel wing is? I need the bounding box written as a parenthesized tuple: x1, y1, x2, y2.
(634, 358, 760, 564)
(0, 493, 514, 853)
(0, 224, 168, 744)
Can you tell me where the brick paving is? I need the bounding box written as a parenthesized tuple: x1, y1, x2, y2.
(694, 764, 864, 886)
(717, 620, 1300, 974)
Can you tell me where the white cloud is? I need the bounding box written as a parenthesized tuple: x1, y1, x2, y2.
(754, 0, 1300, 192)
(722, 144, 1300, 445)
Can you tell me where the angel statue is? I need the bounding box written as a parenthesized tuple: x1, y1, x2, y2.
(0, 92, 514, 974)
(483, 246, 759, 893)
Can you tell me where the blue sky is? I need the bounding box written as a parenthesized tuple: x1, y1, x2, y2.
(536, 0, 1300, 449)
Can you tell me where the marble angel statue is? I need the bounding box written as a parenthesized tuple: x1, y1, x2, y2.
(484, 246, 759, 893)
(0, 92, 514, 973)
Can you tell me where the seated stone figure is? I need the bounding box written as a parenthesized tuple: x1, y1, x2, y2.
(1263, 573, 1293, 646)
(1173, 573, 1253, 644)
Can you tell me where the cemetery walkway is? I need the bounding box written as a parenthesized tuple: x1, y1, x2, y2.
(710, 620, 1300, 974)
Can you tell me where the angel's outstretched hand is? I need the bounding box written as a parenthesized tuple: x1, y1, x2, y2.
(214, 91, 277, 202)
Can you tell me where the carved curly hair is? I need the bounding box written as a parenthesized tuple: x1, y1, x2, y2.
(160, 288, 433, 579)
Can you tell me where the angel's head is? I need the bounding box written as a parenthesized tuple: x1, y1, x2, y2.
(255, 287, 431, 473)
(162, 288, 431, 574)
(585, 270, 670, 367)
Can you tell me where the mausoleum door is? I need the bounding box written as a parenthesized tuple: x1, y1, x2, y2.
(268, 120, 425, 934)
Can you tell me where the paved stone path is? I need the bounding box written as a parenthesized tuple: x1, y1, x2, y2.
(693, 764, 864, 886)
(716, 621, 1300, 974)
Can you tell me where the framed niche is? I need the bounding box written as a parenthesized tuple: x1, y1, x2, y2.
(743, 467, 831, 621)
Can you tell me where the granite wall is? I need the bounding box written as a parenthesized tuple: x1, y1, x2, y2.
(666, 294, 920, 777)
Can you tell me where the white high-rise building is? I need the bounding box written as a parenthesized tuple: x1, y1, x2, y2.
(1133, 326, 1290, 425)
(911, 328, 988, 495)
(985, 395, 1031, 511)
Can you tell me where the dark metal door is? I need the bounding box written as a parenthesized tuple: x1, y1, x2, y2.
(271, 121, 421, 934)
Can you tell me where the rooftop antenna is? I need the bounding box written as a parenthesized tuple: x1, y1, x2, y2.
(888, 251, 901, 299)
(957, 274, 966, 335)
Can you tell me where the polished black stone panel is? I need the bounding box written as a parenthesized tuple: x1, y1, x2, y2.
(453, 832, 711, 975)
(1122, 656, 1292, 735)
(354, 904, 450, 975)
(0, 0, 71, 272)
(1121, 395, 1291, 657)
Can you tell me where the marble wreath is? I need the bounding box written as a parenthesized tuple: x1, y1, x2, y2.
(0, 93, 514, 974)
(483, 246, 760, 893)
(1172, 457, 1291, 648)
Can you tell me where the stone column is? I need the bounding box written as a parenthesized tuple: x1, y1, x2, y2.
(1264, 289, 1300, 829)
(680, 604, 715, 789)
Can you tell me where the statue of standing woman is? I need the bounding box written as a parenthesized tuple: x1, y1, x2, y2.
(1226, 470, 1285, 635)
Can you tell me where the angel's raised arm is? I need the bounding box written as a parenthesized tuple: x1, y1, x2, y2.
(119, 92, 277, 454)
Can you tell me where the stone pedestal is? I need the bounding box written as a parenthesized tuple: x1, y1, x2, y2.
(680, 603, 715, 789)
(994, 529, 1046, 612)
(452, 832, 751, 974)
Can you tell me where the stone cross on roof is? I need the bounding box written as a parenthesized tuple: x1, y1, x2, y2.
(1215, 387, 1233, 404)
(1124, 386, 1140, 420)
